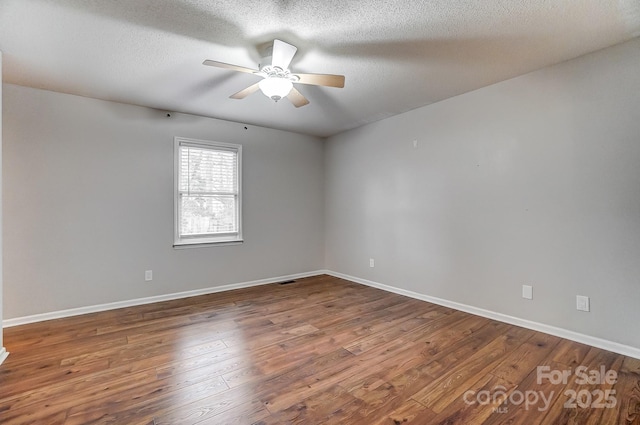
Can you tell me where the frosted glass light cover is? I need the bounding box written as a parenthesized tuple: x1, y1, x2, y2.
(259, 77, 293, 101)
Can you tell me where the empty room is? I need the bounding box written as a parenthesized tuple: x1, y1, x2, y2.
(1, 1, 639, 424)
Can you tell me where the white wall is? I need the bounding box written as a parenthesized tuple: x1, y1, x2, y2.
(325, 37, 640, 349)
(3, 84, 325, 319)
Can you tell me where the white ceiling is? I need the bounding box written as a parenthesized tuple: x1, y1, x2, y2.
(1, 1, 639, 137)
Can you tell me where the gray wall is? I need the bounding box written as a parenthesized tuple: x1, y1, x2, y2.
(3, 84, 325, 319)
(4, 38, 640, 353)
(325, 37, 640, 348)
(0, 51, 4, 352)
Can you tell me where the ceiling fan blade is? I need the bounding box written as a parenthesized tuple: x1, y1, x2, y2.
(203, 60, 258, 74)
(294, 73, 345, 88)
(272, 39, 297, 70)
(287, 87, 310, 108)
(230, 82, 261, 99)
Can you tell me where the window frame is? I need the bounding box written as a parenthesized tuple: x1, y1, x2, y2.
(173, 137, 243, 248)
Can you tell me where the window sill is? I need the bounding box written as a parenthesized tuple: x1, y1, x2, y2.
(173, 239, 244, 249)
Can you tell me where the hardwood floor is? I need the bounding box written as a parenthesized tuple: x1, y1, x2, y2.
(1, 274, 639, 424)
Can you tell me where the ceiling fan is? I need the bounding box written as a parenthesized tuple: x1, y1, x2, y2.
(203, 39, 345, 108)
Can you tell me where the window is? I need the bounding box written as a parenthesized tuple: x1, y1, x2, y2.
(174, 137, 242, 246)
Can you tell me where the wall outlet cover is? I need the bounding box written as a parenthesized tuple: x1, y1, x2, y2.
(576, 295, 590, 312)
(522, 285, 533, 300)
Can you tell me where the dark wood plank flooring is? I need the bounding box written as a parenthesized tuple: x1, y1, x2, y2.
(1, 275, 639, 424)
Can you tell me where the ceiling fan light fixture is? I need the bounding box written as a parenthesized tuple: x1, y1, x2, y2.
(259, 77, 293, 102)
(203, 39, 344, 107)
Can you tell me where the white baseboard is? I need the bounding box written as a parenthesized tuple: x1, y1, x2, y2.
(3, 270, 325, 328)
(325, 270, 640, 360)
(6, 269, 639, 360)
(0, 347, 8, 365)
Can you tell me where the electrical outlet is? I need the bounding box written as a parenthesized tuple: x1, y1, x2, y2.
(412, 140, 418, 148)
(576, 295, 590, 312)
(522, 285, 533, 300)
(145, 270, 153, 281)
(369, 258, 375, 268)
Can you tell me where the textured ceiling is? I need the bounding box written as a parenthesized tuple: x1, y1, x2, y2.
(1, 0, 639, 137)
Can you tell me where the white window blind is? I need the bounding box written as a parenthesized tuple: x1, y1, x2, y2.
(174, 138, 242, 246)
